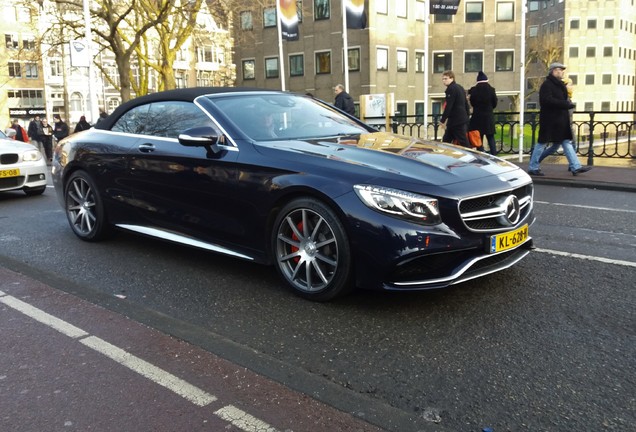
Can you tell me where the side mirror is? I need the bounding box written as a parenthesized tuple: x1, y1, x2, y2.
(5, 128, 16, 138)
(178, 126, 219, 147)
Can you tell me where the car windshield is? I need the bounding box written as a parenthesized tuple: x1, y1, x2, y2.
(208, 93, 369, 140)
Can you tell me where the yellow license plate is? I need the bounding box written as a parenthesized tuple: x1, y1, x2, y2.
(0, 168, 20, 178)
(490, 224, 528, 253)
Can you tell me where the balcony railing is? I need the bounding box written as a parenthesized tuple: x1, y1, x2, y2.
(367, 111, 636, 163)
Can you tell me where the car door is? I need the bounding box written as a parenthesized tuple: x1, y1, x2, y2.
(124, 100, 247, 253)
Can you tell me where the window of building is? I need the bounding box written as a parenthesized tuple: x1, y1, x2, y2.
(415, 0, 426, 21)
(435, 14, 452, 23)
(22, 37, 35, 50)
(602, 74, 611, 84)
(569, 75, 578, 85)
(395, 102, 407, 122)
(376, 47, 388, 70)
(549, 21, 555, 33)
(464, 51, 483, 73)
(8, 61, 21, 77)
(289, 54, 304, 76)
(5, 33, 18, 49)
(586, 47, 596, 57)
(240, 11, 253, 30)
(604, 18, 614, 29)
(585, 74, 595, 85)
(197, 71, 212, 87)
(175, 70, 188, 88)
(584, 102, 593, 111)
(415, 102, 424, 123)
(16, 6, 31, 23)
(558, 19, 564, 32)
(433, 52, 452, 73)
(315, 0, 330, 20)
(569, 46, 579, 57)
(587, 19, 597, 29)
(529, 26, 539, 37)
(415, 51, 425, 72)
(315, 51, 331, 74)
(348, 48, 360, 72)
(497, 2, 514, 21)
(603, 46, 613, 57)
(570, 19, 579, 29)
(376, 0, 388, 14)
(25, 62, 37, 78)
(397, 49, 408, 72)
(296, 0, 303, 22)
(7, 89, 44, 107)
(265, 57, 279, 78)
(70, 92, 83, 112)
(263, 7, 277, 28)
(242, 59, 255, 80)
(396, 0, 407, 17)
(466, 2, 483, 22)
(197, 45, 216, 63)
(495, 51, 514, 71)
(49, 59, 63, 77)
(528, 1, 539, 12)
(601, 102, 610, 111)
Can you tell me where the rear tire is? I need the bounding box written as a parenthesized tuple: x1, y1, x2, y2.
(64, 170, 113, 241)
(273, 198, 354, 301)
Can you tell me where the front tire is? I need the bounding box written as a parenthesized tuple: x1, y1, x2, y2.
(273, 198, 354, 301)
(64, 170, 112, 241)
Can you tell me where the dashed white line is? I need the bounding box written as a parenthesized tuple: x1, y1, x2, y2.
(214, 405, 279, 432)
(535, 248, 636, 268)
(80, 335, 217, 407)
(534, 201, 636, 213)
(0, 290, 282, 431)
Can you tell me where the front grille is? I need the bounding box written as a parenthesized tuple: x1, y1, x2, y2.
(0, 176, 24, 188)
(1, 153, 19, 165)
(459, 184, 533, 232)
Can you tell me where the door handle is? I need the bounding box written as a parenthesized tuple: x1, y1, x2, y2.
(138, 143, 155, 153)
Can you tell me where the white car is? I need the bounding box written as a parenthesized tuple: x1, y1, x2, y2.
(0, 128, 47, 196)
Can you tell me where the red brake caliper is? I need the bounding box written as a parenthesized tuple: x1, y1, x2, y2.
(291, 221, 303, 263)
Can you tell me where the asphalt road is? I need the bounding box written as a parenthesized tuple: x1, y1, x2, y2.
(1, 183, 634, 431)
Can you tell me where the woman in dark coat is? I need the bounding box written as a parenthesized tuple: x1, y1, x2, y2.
(468, 71, 498, 155)
(74, 115, 92, 133)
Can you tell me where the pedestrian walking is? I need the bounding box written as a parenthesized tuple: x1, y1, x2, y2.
(28, 115, 44, 152)
(74, 115, 92, 133)
(528, 62, 591, 176)
(334, 84, 356, 116)
(468, 71, 498, 155)
(440, 70, 470, 148)
(40, 118, 54, 161)
(52, 114, 69, 143)
(10, 119, 29, 142)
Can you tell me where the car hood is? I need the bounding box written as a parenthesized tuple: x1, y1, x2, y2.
(261, 132, 527, 186)
(0, 138, 36, 153)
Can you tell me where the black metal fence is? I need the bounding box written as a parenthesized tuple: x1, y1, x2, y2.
(368, 111, 636, 164)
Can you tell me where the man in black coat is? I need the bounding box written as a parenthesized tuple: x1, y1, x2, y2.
(528, 62, 591, 176)
(334, 84, 356, 116)
(440, 70, 470, 148)
(468, 71, 498, 155)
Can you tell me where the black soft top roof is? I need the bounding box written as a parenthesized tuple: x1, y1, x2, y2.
(95, 86, 273, 130)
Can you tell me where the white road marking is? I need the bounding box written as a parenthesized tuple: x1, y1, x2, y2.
(534, 200, 636, 213)
(80, 335, 216, 407)
(214, 405, 279, 432)
(0, 295, 88, 339)
(1, 291, 284, 427)
(535, 248, 636, 268)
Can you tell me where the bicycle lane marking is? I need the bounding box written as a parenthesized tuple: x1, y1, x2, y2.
(0, 289, 280, 432)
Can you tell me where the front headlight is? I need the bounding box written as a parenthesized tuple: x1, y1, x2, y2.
(354, 185, 441, 225)
(22, 150, 43, 162)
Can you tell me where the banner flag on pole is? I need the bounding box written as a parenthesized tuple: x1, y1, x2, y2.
(279, 0, 299, 41)
(69, 39, 90, 67)
(346, 0, 366, 29)
(430, 0, 461, 15)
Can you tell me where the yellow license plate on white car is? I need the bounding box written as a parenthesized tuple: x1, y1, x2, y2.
(0, 168, 20, 178)
(490, 224, 528, 253)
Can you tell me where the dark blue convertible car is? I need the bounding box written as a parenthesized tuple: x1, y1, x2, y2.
(52, 88, 534, 301)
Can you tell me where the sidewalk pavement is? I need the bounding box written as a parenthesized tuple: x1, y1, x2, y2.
(501, 154, 636, 192)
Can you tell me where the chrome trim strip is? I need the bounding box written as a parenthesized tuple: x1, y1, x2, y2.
(390, 236, 532, 287)
(116, 224, 254, 261)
